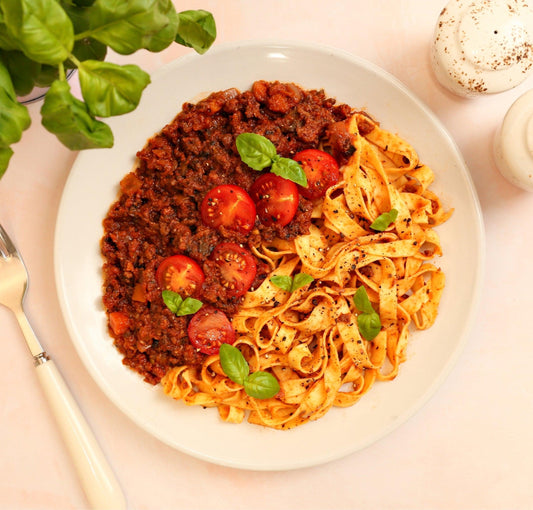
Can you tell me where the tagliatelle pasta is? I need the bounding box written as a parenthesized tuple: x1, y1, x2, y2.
(161, 112, 452, 429)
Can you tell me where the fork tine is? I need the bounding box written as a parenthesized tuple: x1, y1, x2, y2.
(0, 223, 19, 258)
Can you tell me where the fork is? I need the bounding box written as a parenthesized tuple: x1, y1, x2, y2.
(0, 223, 126, 510)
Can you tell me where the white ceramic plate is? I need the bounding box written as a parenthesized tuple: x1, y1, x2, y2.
(54, 41, 484, 470)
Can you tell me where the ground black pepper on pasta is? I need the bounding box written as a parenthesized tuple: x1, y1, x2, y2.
(101, 81, 353, 384)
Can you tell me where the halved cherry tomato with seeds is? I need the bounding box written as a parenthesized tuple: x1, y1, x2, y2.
(293, 149, 340, 200)
(211, 242, 257, 298)
(187, 306, 236, 355)
(156, 255, 205, 297)
(249, 173, 299, 227)
(200, 184, 256, 234)
(109, 311, 129, 336)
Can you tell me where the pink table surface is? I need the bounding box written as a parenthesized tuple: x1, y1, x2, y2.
(1, 1, 532, 509)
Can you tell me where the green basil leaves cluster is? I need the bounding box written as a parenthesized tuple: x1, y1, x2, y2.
(219, 343, 280, 400)
(0, 0, 216, 178)
(270, 272, 314, 293)
(236, 132, 308, 187)
(353, 286, 382, 341)
(162, 290, 203, 317)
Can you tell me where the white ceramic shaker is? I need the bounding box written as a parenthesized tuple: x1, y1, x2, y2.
(431, 0, 533, 97)
(493, 89, 533, 191)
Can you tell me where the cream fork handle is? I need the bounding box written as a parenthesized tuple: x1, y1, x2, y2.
(35, 359, 127, 510)
(11, 305, 126, 509)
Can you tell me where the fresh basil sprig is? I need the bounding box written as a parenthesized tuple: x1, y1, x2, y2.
(219, 343, 280, 399)
(236, 133, 308, 187)
(270, 273, 314, 293)
(162, 290, 203, 317)
(0, 0, 216, 178)
(370, 208, 398, 232)
(353, 286, 381, 341)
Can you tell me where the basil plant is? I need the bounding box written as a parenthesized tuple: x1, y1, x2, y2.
(0, 0, 217, 178)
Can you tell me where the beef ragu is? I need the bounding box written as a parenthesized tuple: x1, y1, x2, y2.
(101, 81, 353, 384)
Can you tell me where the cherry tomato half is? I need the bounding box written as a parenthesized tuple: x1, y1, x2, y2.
(293, 149, 340, 200)
(156, 254, 205, 296)
(187, 306, 236, 355)
(211, 242, 257, 298)
(249, 173, 299, 227)
(200, 184, 256, 234)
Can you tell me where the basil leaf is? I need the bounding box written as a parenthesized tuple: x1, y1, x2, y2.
(236, 133, 277, 171)
(353, 286, 375, 315)
(0, 59, 16, 97)
(78, 60, 150, 117)
(354, 287, 381, 341)
(176, 297, 203, 316)
(145, 4, 179, 52)
(1, 49, 41, 96)
(40, 80, 113, 150)
(219, 343, 249, 386)
(370, 208, 398, 232)
(72, 0, 96, 6)
(270, 275, 293, 292)
(0, 61, 31, 146)
(70, 37, 107, 67)
(162, 289, 183, 314)
(82, 0, 179, 55)
(1, 0, 74, 64)
(291, 273, 314, 291)
(357, 311, 381, 342)
(271, 156, 308, 187)
(0, 147, 13, 178)
(0, 63, 31, 175)
(0, 10, 18, 50)
(243, 371, 280, 399)
(175, 9, 216, 55)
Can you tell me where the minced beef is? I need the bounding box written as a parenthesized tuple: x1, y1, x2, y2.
(101, 81, 353, 384)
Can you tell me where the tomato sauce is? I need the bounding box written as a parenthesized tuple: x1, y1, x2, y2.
(101, 81, 353, 384)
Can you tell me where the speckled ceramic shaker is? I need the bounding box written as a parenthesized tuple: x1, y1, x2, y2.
(431, 0, 533, 96)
